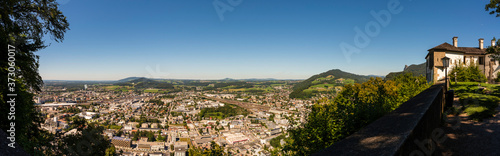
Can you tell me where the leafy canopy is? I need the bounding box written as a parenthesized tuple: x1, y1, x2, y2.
(449, 60, 488, 83)
(485, 0, 500, 17)
(1, 0, 69, 155)
(282, 73, 429, 155)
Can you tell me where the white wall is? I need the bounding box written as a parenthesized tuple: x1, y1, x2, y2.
(446, 52, 464, 68)
(465, 56, 479, 65)
(436, 53, 464, 81)
(436, 67, 446, 81)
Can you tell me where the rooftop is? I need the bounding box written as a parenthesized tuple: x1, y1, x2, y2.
(428, 42, 486, 54)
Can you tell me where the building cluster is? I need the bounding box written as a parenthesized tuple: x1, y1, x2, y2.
(35, 82, 312, 156)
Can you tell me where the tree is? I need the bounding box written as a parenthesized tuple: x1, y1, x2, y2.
(188, 141, 226, 156)
(487, 38, 500, 59)
(146, 131, 155, 142)
(58, 123, 111, 156)
(282, 74, 429, 155)
(116, 130, 123, 137)
(485, 0, 500, 17)
(0, 0, 69, 155)
(268, 113, 275, 121)
(449, 60, 488, 82)
(105, 145, 117, 156)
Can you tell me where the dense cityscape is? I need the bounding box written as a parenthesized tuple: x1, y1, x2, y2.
(35, 79, 317, 155)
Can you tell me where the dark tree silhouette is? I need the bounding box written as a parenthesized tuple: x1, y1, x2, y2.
(485, 0, 500, 17)
(1, 0, 69, 155)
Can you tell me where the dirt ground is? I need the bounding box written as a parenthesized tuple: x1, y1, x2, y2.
(437, 97, 500, 156)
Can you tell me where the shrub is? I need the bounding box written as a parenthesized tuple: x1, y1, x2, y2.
(449, 60, 487, 82)
(496, 72, 500, 82)
(283, 73, 429, 155)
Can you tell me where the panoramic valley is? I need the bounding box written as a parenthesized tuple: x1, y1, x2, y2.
(35, 69, 384, 155)
(2, 0, 500, 156)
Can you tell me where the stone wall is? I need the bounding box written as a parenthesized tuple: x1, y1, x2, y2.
(313, 84, 446, 156)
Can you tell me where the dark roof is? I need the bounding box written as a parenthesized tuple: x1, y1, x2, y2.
(112, 136, 131, 141)
(428, 42, 485, 54)
(137, 144, 151, 148)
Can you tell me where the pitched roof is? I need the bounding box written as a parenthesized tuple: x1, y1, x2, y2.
(428, 42, 485, 54)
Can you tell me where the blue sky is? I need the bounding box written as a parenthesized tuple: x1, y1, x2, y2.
(39, 0, 500, 80)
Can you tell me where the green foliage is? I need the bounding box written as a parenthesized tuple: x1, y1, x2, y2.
(105, 145, 117, 156)
(130, 114, 160, 123)
(171, 111, 184, 117)
(115, 78, 174, 89)
(449, 61, 487, 82)
(283, 73, 429, 155)
(270, 134, 286, 148)
(486, 38, 500, 61)
(290, 69, 371, 99)
(108, 125, 122, 130)
(147, 132, 156, 142)
(496, 72, 500, 82)
(188, 141, 227, 156)
(131, 130, 158, 141)
(268, 113, 275, 121)
(58, 123, 111, 156)
(0, 0, 69, 154)
(149, 99, 164, 105)
(451, 82, 500, 121)
(157, 135, 167, 142)
(198, 104, 249, 119)
(485, 0, 500, 17)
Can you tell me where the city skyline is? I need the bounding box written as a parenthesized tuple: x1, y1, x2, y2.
(39, 0, 500, 80)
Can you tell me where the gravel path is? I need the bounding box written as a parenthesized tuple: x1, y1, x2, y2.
(437, 97, 500, 156)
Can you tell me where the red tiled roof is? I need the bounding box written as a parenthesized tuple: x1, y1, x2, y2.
(428, 42, 486, 54)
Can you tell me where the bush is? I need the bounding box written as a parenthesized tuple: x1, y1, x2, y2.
(283, 73, 430, 155)
(496, 72, 500, 82)
(449, 60, 487, 82)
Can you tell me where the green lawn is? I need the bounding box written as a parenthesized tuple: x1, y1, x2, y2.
(144, 89, 159, 93)
(104, 85, 133, 92)
(451, 82, 500, 121)
(310, 84, 335, 89)
(270, 83, 285, 87)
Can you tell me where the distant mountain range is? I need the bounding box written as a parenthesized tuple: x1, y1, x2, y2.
(384, 63, 425, 80)
(289, 69, 373, 99)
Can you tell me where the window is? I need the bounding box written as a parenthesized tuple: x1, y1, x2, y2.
(479, 56, 484, 65)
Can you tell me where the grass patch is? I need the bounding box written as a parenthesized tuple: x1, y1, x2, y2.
(310, 84, 335, 89)
(270, 84, 285, 86)
(198, 104, 249, 119)
(109, 125, 122, 130)
(144, 89, 159, 93)
(451, 82, 500, 121)
(104, 85, 133, 92)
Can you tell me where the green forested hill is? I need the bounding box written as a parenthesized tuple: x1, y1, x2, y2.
(385, 63, 425, 80)
(115, 77, 174, 89)
(289, 69, 371, 99)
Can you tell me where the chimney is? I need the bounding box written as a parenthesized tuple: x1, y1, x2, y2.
(479, 38, 484, 49)
(453, 36, 458, 47)
(493, 38, 497, 47)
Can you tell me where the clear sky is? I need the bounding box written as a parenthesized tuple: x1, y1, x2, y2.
(39, 0, 500, 80)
